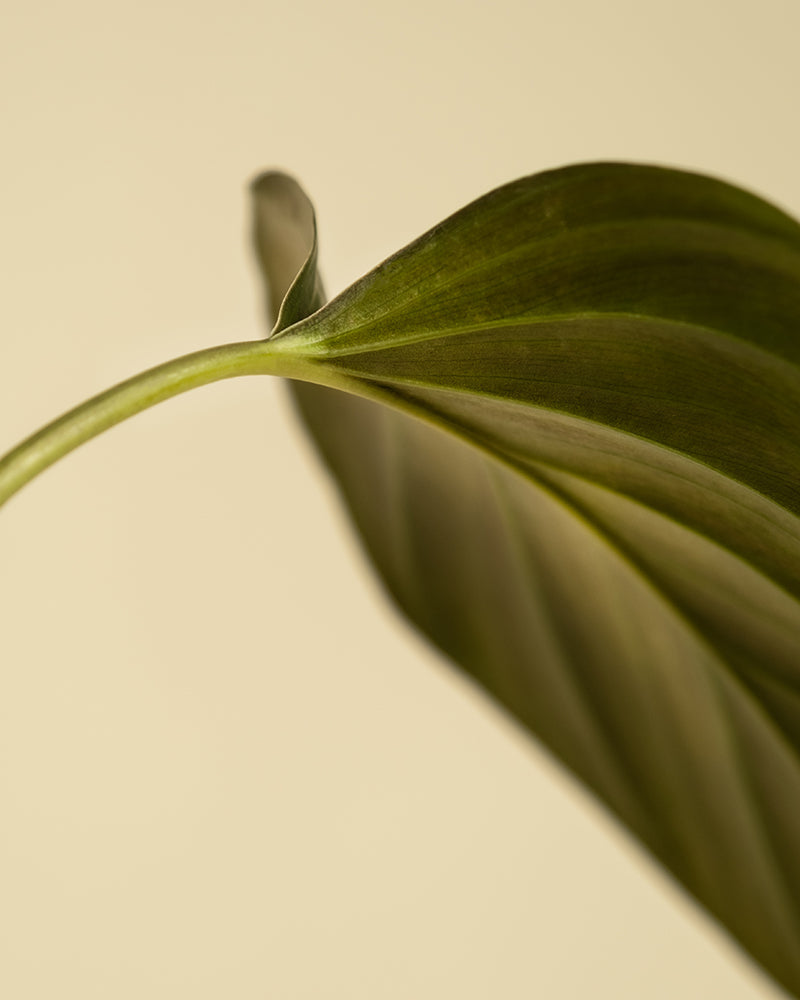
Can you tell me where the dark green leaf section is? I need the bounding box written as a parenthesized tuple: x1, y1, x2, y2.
(276, 163, 800, 364)
(255, 163, 800, 997)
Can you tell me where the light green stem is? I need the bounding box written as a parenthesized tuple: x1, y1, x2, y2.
(0, 339, 327, 508)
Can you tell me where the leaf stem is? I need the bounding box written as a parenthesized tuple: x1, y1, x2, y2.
(0, 339, 324, 508)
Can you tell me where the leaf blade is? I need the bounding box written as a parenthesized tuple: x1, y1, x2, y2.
(254, 162, 800, 996)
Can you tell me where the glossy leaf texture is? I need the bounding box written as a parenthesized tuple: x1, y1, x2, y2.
(253, 163, 800, 996)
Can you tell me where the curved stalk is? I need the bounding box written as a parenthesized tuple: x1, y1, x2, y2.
(0, 339, 327, 508)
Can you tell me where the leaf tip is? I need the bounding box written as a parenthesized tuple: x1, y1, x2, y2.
(250, 171, 317, 327)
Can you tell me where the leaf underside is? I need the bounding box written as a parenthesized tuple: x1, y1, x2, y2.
(254, 163, 800, 996)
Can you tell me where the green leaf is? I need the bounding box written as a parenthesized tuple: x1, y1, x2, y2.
(252, 163, 800, 996)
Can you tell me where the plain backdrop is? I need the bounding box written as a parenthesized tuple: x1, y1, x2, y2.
(2, 2, 799, 997)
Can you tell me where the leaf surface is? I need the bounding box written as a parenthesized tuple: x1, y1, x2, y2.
(253, 163, 800, 996)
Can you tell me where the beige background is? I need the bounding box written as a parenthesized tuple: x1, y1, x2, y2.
(1, 1, 799, 997)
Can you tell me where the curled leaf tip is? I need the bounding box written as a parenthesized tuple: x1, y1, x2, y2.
(250, 171, 318, 327)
